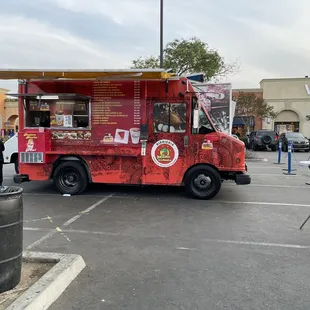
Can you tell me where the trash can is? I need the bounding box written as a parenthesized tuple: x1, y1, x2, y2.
(0, 186, 23, 294)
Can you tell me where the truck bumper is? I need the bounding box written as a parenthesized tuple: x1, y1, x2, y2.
(235, 173, 251, 185)
(13, 174, 30, 184)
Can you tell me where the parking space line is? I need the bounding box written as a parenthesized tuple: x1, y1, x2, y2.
(204, 239, 310, 249)
(26, 194, 114, 250)
(251, 174, 298, 177)
(20, 192, 310, 207)
(213, 200, 310, 208)
(23, 227, 310, 250)
(224, 184, 310, 189)
(246, 166, 284, 169)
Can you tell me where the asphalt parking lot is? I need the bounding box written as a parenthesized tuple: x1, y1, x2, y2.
(3, 150, 310, 310)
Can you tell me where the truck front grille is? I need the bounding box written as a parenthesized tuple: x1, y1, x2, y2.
(20, 152, 44, 163)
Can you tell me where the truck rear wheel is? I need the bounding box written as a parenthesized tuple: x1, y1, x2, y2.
(184, 166, 222, 200)
(53, 161, 88, 195)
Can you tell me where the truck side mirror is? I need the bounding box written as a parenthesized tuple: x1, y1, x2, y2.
(140, 124, 148, 141)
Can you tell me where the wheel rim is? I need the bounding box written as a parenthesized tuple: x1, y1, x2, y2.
(59, 168, 80, 189)
(191, 172, 215, 197)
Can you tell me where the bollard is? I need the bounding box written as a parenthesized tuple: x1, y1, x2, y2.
(283, 141, 297, 175)
(274, 141, 285, 165)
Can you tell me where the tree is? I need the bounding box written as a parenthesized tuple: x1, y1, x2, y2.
(233, 92, 276, 132)
(131, 37, 239, 80)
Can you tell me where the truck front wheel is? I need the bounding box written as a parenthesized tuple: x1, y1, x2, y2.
(184, 165, 222, 200)
(53, 161, 88, 195)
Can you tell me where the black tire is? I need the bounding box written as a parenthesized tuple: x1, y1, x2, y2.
(14, 159, 19, 174)
(271, 145, 277, 152)
(305, 150, 309, 153)
(262, 135, 272, 145)
(184, 165, 222, 200)
(253, 144, 258, 151)
(53, 161, 88, 195)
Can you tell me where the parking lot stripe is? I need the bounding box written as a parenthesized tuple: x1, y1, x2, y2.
(225, 184, 310, 189)
(20, 192, 310, 207)
(213, 200, 310, 208)
(251, 174, 297, 176)
(23, 227, 310, 250)
(205, 239, 310, 249)
(25, 194, 114, 250)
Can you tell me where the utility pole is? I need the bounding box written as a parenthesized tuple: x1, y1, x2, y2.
(160, 0, 164, 68)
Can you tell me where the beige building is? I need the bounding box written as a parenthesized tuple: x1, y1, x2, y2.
(260, 77, 310, 136)
(0, 88, 19, 133)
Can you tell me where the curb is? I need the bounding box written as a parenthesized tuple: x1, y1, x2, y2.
(6, 252, 86, 310)
(246, 158, 268, 162)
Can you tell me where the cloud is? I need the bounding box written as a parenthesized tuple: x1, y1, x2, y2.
(0, 14, 128, 92)
(40, 0, 159, 28)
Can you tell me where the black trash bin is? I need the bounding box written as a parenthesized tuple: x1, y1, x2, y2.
(0, 186, 23, 294)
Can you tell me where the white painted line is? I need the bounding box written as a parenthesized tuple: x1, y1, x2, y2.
(203, 238, 310, 249)
(23, 228, 310, 250)
(24, 227, 51, 232)
(213, 200, 310, 208)
(26, 230, 56, 251)
(26, 194, 114, 250)
(176, 247, 197, 250)
(62, 195, 113, 227)
(225, 184, 310, 189)
(246, 166, 283, 169)
(251, 174, 297, 176)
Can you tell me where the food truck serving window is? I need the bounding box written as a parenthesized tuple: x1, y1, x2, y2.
(25, 96, 90, 129)
(153, 102, 186, 133)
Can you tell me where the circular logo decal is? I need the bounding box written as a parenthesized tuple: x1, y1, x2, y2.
(151, 139, 179, 168)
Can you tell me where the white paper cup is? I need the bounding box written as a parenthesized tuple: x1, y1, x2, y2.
(130, 128, 140, 144)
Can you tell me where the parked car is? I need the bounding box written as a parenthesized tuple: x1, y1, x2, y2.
(279, 132, 310, 152)
(2, 133, 19, 173)
(248, 130, 278, 151)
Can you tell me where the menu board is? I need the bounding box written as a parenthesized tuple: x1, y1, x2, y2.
(92, 81, 145, 145)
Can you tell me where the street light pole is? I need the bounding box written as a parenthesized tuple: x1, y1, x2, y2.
(160, 0, 164, 68)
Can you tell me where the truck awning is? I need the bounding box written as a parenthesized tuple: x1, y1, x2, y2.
(7, 93, 91, 100)
(0, 69, 174, 80)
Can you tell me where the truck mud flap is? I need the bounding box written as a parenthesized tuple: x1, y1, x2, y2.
(13, 174, 30, 184)
(235, 173, 251, 185)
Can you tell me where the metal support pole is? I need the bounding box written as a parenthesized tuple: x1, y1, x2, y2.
(283, 141, 296, 175)
(160, 0, 164, 68)
(274, 141, 285, 165)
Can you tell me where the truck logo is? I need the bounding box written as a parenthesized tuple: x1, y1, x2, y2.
(24, 133, 37, 152)
(151, 139, 179, 168)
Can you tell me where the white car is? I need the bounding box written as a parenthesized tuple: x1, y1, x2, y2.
(3, 133, 19, 173)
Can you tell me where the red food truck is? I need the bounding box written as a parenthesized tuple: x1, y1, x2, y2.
(0, 69, 250, 199)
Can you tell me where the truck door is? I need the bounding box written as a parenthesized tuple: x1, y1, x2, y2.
(143, 99, 188, 185)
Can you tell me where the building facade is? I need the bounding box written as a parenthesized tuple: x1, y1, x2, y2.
(260, 78, 310, 136)
(0, 88, 19, 134)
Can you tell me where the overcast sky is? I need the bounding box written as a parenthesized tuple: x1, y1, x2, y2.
(0, 0, 309, 92)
